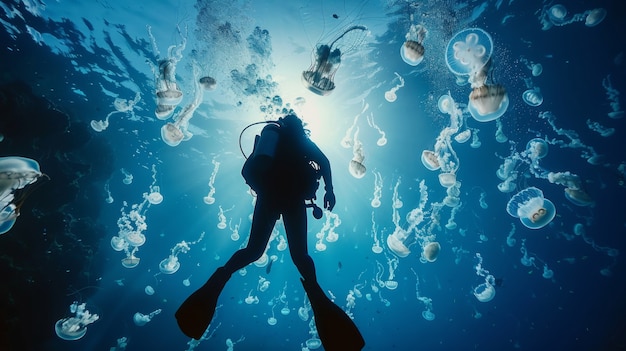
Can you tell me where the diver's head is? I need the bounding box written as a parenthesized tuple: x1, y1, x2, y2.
(279, 114, 307, 138)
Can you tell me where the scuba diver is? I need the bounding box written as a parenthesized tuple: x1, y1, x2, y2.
(176, 114, 365, 350)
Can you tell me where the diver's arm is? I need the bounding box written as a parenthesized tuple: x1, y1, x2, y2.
(308, 141, 335, 210)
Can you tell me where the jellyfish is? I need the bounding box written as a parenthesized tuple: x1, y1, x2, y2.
(144, 285, 155, 295)
(386, 227, 411, 258)
(542, 264, 554, 279)
(473, 278, 496, 302)
(55, 301, 99, 341)
(159, 232, 204, 274)
(506, 187, 556, 229)
(445, 28, 493, 78)
(145, 185, 163, 205)
(161, 64, 210, 146)
(267, 304, 277, 326)
(602, 75, 623, 119)
(564, 187, 595, 207)
(302, 25, 367, 96)
(422, 242, 441, 262)
(422, 309, 435, 321)
(438, 173, 457, 188)
(468, 84, 510, 122)
(371, 171, 382, 208)
(454, 129, 471, 144)
(494, 119, 508, 143)
(204, 157, 220, 205)
(421, 150, 440, 171)
(349, 129, 366, 179)
(121, 250, 141, 269)
(437, 94, 455, 114)
(525, 138, 549, 160)
(522, 88, 544, 106)
(585, 8, 607, 27)
(121, 168, 133, 185)
(133, 309, 161, 326)
(401, 23, 427, 66)
(531, 63, 543, 77)
(90, 92, 141, 132)
(183, 275, 192, 287)
(244, 290, 259, 305)
(473, 253, 496, 302)
(104, 182, 114, 204)
(384, 255, 399, 290)
(147, 25, 187, 119)
(369, 115, 387, 146)
(0, 156, 46, 235)
(384, 72, 404, 102)
(547, 4, 568, 25)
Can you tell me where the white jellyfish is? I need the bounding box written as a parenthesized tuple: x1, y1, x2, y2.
(401, 23, 427, 66)
(133, 309, 161, 326)
(349, 128, 366, 179)
(90, 92, 141, 132)
(522, 88, 544, 106)
(445, 28, 493, 78)
(159, 232, 204, 274)
(302, 25, 367, 96)
(0, 156, 45, 235)
(473, 253, 496, 302)
(55, 301, 99, 341)
(384, 72, 405, 102)
(506, 187, 556, 229)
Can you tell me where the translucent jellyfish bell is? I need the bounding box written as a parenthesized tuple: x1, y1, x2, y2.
(386, 229, 411, 258)
(564, 187, 595, 207)
(121, 254, 140, 268)
(547, 4, 568, 25)
(522, 88, 544, 107)
(306, 337, 322, 350)
(506, 187, 556, 229)
(301, 25, 367, 96)
(445, 28, 493, 76)
(422, 242, 441, 262)
(0, 156, 45, 235)
(146, 186, 163, 205)
(437, 94, 455, 114)
(525, 138, 549, 159)
(159, 255, 180, 274)
(401, 40, 424, 66)
(401, 24, 427, 66)
(422, 309, 435, 321)
(133, 309, 161, 326)
(468, 85, 510, 122)
(454, 129, 471, 143)
(473, 282, 496, 302)
(438, 172, 457, 188)
(55, 302, 99, 341)
(161, 123, 185, 147)
(421, 150, 440, 171)
(585, 8, 607, 27)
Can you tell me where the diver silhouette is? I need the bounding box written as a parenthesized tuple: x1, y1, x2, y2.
(176, 114, 365, 350)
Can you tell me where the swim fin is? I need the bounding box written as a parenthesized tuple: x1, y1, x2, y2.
(175, 267, 231, 339)
(301, 278, 365, 351)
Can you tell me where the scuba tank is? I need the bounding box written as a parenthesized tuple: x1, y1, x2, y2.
(239, 119, 324, 219)
(241, 122, 280, 192)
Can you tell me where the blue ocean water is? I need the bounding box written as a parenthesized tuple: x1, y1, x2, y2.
(1, 0, 625, 350)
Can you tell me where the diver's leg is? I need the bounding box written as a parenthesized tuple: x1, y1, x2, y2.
(282, 202, 317, 282)
(176, 197, 277, 340)
(284, 203, 365, 350)
(223, 197, 278, 274)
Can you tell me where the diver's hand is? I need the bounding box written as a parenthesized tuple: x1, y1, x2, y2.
(323, 191, 336, 211)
